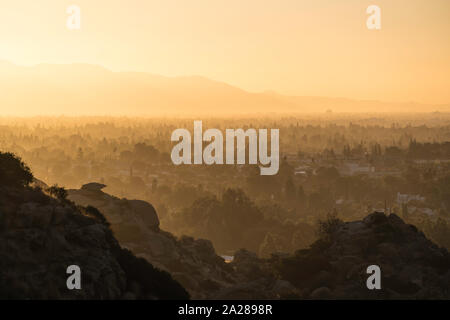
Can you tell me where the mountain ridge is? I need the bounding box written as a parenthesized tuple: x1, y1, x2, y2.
(0, 61, 448, 116)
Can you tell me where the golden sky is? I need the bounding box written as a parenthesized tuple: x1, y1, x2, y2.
(0, 0, 449, 104)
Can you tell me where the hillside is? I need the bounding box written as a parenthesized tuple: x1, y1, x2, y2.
(0, 153, 188, 299)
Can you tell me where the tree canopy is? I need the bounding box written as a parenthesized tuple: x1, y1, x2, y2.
(0, 152, 34, 187)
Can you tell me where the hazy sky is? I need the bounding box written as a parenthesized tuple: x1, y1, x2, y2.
(1, 0, 449, 104)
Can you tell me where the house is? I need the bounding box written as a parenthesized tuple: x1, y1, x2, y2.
(408, 206, 436, 217)
(397, 192, 425, 204)
(338, 162, 374, 176)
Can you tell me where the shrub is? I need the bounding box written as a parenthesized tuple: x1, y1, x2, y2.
(316, 210, 343, 239)
(47, 185, 68, 201)
(0, 152, 34, 187)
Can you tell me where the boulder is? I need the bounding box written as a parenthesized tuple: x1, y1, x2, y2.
(81, 182, 107, 191)
(128, 200, 159, 230)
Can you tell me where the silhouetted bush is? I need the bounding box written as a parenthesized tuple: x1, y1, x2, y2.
(0, 152, 33, 187)
(316, 210, 343, 239)
(47, 185, 68, 200)
(308, 211, 344, 251)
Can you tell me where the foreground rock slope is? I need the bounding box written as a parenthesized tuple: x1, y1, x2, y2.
(0, 183, 189, 299)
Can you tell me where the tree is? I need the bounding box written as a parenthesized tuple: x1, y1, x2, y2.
(316, 209, 342, 239)
(134, 143, 159, 163)
(285, 178, 296, 205)
(152, 178, 158, 193)
(47, 184, 68, 201)
(0, 152, 33, 187)
(77, 147, 84, 160)
(401, 203, 409, 220)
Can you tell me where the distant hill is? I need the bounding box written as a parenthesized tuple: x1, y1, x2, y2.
(0, 61, 448, 116)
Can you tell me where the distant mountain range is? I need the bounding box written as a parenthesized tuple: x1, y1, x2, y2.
(0, 61, 448, 116)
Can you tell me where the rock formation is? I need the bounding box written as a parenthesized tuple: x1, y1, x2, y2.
(0, 184, 189, 299)
(66, 184, 450, 300)
(68, 183, 299, 299)
(276, 212, 450, 299)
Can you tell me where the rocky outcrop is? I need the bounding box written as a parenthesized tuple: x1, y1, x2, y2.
(81, 183, 107, 191)
(68, 184, 236, 299)
(276, 212, 450, 299)
(0, 185, 188, 300)
(68, 184, 298, 299)
(68, 184, 160, 231)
